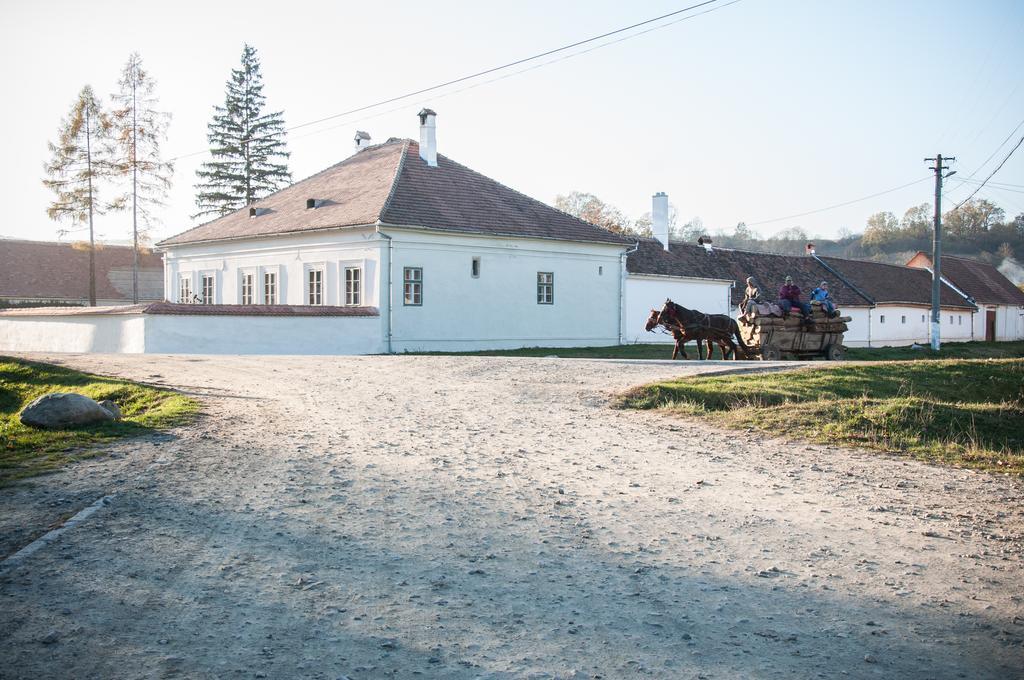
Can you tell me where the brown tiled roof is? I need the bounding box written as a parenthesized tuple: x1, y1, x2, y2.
(0, 239, 163, 302)
(627, 239, 870, 307)
(142, 302, 379, 317)
(628, 240, 977, 310)
(159, 140, 628, 247)
(820, 257, 975, 309)
(936, 255, 1024, 305)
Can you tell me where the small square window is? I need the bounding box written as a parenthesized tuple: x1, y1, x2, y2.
(471, 257, 480, 278)
(404, 267, 422, 306)
(537, 272, 554, 305)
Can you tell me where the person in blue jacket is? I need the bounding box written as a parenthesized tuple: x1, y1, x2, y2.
(810, 281, 837, 317)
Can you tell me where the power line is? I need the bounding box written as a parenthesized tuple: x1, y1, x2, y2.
(745, 177, 932, 227)
(284, 0, 742, 146)
(169, 0, 736, 162)
(949, 133, 1024, 211)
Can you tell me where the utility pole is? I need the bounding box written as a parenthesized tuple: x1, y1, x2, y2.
(131, 75, 139, 304)
(85, 104, 96, 307)
(925, 154, 955, 351)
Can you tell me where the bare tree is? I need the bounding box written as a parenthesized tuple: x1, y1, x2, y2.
(110, 52, 173, 303)
(43, 86, 113, 306)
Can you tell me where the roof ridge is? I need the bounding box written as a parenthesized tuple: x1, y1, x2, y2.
(378, 139, 411, 220)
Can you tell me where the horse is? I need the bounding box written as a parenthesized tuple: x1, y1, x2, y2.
(644, 309, 716, 360)
(649, 299, 751, 360)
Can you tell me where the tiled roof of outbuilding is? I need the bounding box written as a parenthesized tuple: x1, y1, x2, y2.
(159, 140, 628, 247)
(628, 239, 978, 310)
(938, 255, 1024, 305)
(627, 239, 870, 307)
(819, 257, 975, 309)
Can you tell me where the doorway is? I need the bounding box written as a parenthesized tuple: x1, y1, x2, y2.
(986, 309, 996, 342)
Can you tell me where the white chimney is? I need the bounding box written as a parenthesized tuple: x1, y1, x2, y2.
(806, 242, 816, 256)
(652, 192, 669, 251)
(354, 130, 371, 152)
(418, 108, 437, 167)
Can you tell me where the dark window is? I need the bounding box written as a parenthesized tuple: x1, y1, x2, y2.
(471, 257, 480, 278)
(404, 267, 422, 305)
(537, 272, 554, 305)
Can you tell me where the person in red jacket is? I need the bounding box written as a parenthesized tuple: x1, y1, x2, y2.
(778, 276, 811, 318)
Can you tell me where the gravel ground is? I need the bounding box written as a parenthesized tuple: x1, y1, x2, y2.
(0, 353, 1022, 680)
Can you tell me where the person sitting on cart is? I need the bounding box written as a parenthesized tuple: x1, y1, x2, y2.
(741, 277, 764, 315)
(778, 276, 811, 319)
(810, 281, 838, 317)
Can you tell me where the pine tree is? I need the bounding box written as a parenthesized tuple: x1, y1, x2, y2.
(194, 44, 290, 219)
(43, 86, 113, 306)
(110, 52, 173, 303)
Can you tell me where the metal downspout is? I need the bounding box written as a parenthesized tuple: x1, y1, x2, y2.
(620, 241, 640, 344)
(375, 224, 393, 354)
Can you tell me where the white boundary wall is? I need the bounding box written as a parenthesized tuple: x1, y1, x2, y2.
(0, 313, 382, 355)
(0, 314, 146, 353)
(624, 275, 733, 345)
(842, 305, 977, 347)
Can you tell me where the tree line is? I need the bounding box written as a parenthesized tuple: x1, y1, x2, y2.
(554, 190, 1024, 269)
(43, 45, 289, 305)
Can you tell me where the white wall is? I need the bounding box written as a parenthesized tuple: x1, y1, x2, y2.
(381, 228, 625, 352)
(0, 314, 146, 353)
(982, 304, 1024, 341)
(163, 229, 382, 307)
(144, 315, 382, 355)
(841, 305, 977, 347)
(625, 275, 732, 344)
(0, 312, 382, 355)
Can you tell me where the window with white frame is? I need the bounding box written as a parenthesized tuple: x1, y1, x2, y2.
(403, 267, 422, 305)
(201, 274, 215, 305)
(264, 271, 278, 305)
(537, 272, 554, 304)
(307, 267, 324, 305)
(901, 315, 906, 324)
(345, 266, 362, 306)
(958, 315, 962, 325)
(921, 315, 925, 323)
(178, 275, 192, 303)
(880, 315, 886, 324)
(240, 272, 255, 305)
(949, 315, 954, 324)
(471, 257, 481, 278)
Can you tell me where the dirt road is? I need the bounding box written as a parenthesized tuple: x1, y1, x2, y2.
(1, 354, 1022, 679)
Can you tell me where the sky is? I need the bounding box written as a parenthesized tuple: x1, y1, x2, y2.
(2, 0, 1023, 246)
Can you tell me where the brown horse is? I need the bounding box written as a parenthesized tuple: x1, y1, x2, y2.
(648, 300, 750, 360)
(645, 309, 715, 360)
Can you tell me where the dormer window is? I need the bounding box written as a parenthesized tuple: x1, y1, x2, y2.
(306, 198, 321, 209)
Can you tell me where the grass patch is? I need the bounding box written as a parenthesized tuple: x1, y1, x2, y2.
(410, 340, 1024, 362)
(618, 359, 1024, 474)
(845, 340, 1024, 361)
(0, 357, 198, 485)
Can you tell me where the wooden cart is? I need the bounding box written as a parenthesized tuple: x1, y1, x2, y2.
(740, 303, 850, 361)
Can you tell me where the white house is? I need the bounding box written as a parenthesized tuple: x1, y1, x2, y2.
(622, 193, 733, 345)
(0, 110, 634, 355)
(906, 252, 1024, 341)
